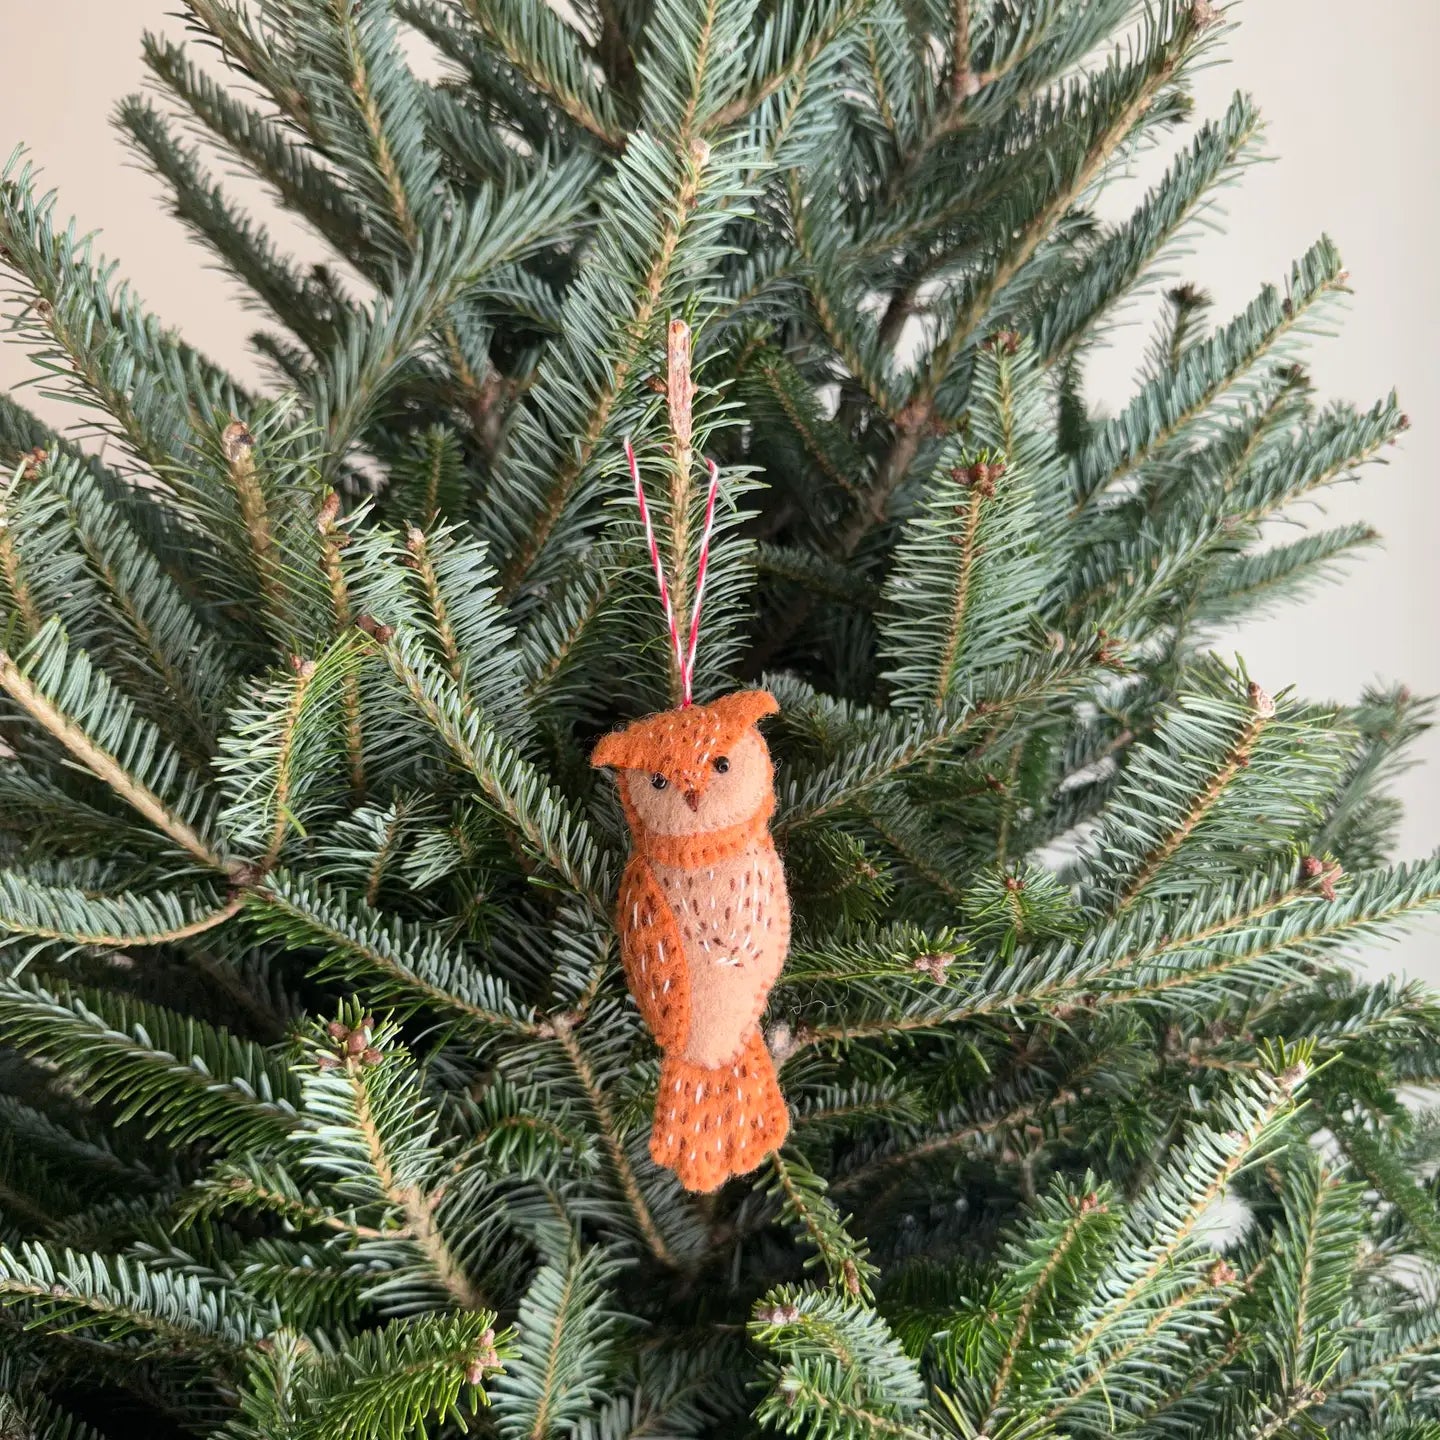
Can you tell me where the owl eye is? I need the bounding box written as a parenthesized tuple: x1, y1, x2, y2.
(650, 773, 668, 790)
(713, 756, 730, 774)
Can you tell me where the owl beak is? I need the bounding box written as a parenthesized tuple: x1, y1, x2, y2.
(683, 788, 702, 812)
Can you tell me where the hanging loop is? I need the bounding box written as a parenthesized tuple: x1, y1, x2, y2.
(624, 438, 722, 708)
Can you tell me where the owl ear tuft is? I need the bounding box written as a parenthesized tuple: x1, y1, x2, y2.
(591, 729, 640, 771)
(709, 689, 779, 732)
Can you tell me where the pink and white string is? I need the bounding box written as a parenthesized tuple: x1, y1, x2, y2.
(624, 438, 722, 708)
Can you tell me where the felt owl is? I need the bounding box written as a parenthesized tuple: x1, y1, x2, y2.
(591, 689, 791, 1192)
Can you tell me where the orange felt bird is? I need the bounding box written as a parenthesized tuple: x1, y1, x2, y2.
(591, 689, 791, 1192)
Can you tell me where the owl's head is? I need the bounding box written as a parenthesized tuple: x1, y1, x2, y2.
(590, 689, 779, 837)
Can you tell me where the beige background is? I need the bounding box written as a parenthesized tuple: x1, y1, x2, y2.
(1, 2, 1436, 978)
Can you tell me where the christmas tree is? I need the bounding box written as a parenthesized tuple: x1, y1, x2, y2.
(2, 0, 1439, 1435)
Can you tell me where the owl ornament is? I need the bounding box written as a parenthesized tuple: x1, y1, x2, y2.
(592, 689, 791, 1192)
(592, 435, 790, 1191)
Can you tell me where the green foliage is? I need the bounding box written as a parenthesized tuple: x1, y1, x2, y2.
(226, 1317, 515, 1440)
(1, 0, 1438, 1436)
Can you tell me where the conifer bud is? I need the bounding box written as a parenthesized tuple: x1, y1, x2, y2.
(221, 420, 255, 465)
(465, 1328, 500, 1383)
(1206, 1259, 1237, 1286)
(1300, 855, 1341, 901)
(766, 1020, 798, 1063)
(1246, 681, 1276, 718)
(912, 951, 955, 981)
(355, 614, 395, 643)
(982, 329, 1021, 355)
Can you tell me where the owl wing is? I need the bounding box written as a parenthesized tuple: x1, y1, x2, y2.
(617, 857, 690, 1052)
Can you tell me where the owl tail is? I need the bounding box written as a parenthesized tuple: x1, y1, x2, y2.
(651, 1029, 790, 1193)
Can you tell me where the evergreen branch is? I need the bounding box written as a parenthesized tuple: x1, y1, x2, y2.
(1224, 393, 1407, 530)
(755, 543, 879, 606)
(492, 131, 717, 598)
(180, 0, 316, 136)
(766, 1150, 876, 1297)
(751, 1285, 928, 1436)
(1196, 523, 1379, 627)
(832, 1093, 1070, 1196)
(792, 855, 1440, 1055)
(51, 460, 229, 759)
(458, 0, 627, 147)
(181, 1158, 395, 1239)
(550, 1018, 678, 1269)
(517, 557, 617, 703)
(0, 623, 231, 874)
(711, 0, 874, 130)
(0, 157, 206, 474)
(982, 1182, 1114, 1421)
(491, 1245, 622, 1439)
(0, 1242, 263, 1354)
(790, 176, 902, 420)
(392, 521, 530, 741)
(349, 1057, 484, 1312)
(216, 419, 288, 632)
(118, 98, 344, 353)
(1051, 1069, 1299, 1412)
(1036, 90, 1263, 362)
(1081, 662, 1352, 914)
(317, 495, 367, 797)
(0, 459, 47, 640)
(1052, 1273, 1216, 1418)
(911, 14, 1197, 417)
(0, 975, 299, 1149)
(781, 651, 1092, 827)
(229, 1318, 512, 1440)
(0, 874, 241, 950)
(215, 644, 361, 866)
(248, 871, 535, 1038)
(375, 629, 611, 915)
(143, 33, 372, 268)
(294, 1018, 487, 1310)
(316, 158, 596, 465)
(1091, 861, 1440, 1008)
(755, 1377, 935, 1439)
(1114, 683, 1275, 911)
(320, 0, 491, 398)
(747, 349, 867, 500)
(1071, 237, 1350, 515)
(1324, 1116, 1440, 1261)
(331, 0, 425, 250)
